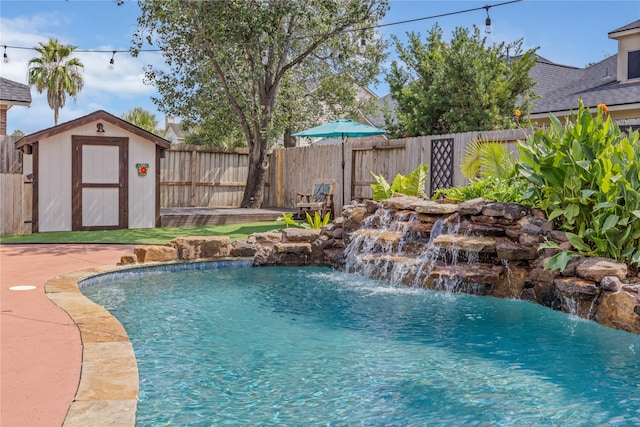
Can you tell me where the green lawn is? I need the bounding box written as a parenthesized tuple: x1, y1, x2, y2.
(0, 221, 288, 245)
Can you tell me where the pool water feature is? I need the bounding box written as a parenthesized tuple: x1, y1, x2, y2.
(82, 265, 640, 426)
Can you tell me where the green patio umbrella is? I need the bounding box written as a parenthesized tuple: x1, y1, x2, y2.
(293, 119, 386, 206)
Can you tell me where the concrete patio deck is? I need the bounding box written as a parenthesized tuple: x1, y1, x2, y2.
(1, 244, 136, 427)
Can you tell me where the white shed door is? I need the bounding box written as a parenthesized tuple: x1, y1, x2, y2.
(72, 136, 128, 230)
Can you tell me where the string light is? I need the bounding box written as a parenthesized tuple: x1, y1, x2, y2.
(3, 45, 7, 63)
(109, 50, 115, 69)
(484, 5, 492, 34)
(359, 29, 366, 54)
(0, 0, 520, 59)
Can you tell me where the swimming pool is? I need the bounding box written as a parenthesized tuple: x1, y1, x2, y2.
(82, 264, 640, 426)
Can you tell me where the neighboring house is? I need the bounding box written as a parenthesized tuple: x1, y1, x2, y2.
(529, 20, 640, 125)
(298, 82, 387, 147)
(162, 116, 188, 144)
(0, 77, 32, 135)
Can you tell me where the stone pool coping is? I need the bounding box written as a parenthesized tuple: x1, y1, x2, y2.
(44, 258, 252, 427)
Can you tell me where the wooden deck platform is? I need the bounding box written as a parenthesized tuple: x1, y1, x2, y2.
(160, 207, 294, 227)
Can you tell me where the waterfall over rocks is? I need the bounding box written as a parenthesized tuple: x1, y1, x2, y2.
(338, 196, 640, 334)
(130, 196, 640, 334)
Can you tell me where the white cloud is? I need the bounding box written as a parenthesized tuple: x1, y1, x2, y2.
(1, 13, 165, 134)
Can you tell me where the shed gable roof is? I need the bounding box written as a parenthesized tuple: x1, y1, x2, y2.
(15, 110, 171, 149)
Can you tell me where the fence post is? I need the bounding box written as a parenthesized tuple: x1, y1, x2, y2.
(190, 149, 197, 207)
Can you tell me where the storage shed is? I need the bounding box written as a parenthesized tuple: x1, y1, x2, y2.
(15, 110, 170, 232)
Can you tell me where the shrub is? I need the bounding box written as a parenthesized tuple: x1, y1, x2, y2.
(517, 101, 640, 268)
(433, 176, 531, 204)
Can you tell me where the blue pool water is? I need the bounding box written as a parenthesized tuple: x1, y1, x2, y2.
(82, 265, 640, 426)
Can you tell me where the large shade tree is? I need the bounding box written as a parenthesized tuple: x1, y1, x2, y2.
(134, 0, 388, 208)
(27, 38, 84, 126)
(386, 24, 538, 137)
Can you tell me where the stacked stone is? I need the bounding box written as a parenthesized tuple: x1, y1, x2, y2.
(119, 196, 639, 334)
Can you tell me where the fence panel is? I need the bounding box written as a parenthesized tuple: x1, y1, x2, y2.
(0, 135, 22, 174)
(351, 140, 407, 201)
(160, 145, 254, 208)
(156, 128, 536, 211)
(268, 144, 351, 212)
(0, 173, 31, 235)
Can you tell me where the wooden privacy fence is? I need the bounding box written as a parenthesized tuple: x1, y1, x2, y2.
(1, 135, 22, 174)
(160, 129, 532, 213)
(160, 145, 270, 207)
(267, 128, 531, 214)
(0, 136, 32, 235)
(0, 174, 32, 235)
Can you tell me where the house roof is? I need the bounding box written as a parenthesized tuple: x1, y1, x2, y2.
(529, 54, 640, 116)
(366, 93, 396, 129)
(15, 110, 171, 148)
(165, 122, 186, 139)
(0, 77, 32, 106)
(608, 19, 640, 37)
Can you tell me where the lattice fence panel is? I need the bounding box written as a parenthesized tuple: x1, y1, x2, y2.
(430, 138, 454, 197)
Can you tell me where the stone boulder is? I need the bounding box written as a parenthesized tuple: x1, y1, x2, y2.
(282, 228, 321, 243)
(495, 240, 538, 260)
(230, 240, 257, 257)
(482, 202, 528, 220)
(342, 206, 367, 238)
(575, 257, 628, 281)
(457, 197, 486, 216)
(411, 200, 458, 215)
(133, 245, 177, 263)
(247, 232, 282, 245)
(433, 235, 496, 253)
(595, 290, 640, 334)
(119, 254, 137, 265)
(601, 276, 623, 292)
(171, 236, 231, 259)
(554, 277, 600, 298)
(382, 196, 420, 210)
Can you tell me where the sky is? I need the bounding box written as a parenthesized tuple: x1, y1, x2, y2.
(1, 0, 639, 135)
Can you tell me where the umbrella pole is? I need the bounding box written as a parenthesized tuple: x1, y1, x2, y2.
(341, 135, 345, 208)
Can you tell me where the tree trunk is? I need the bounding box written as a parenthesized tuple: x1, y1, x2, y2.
(241, 138, 269, 208)
(283, 128, 296, 148)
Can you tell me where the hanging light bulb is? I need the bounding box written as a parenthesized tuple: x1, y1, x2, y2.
(3, 45, 8, 63)
(359, 29, 366, 54)
(262, 48, 269, 65)
(108, 51, 115, 70)
(484, 5, 492, 34)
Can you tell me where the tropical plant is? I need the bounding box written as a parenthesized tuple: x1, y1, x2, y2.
(121, 107, 163, 136)
(134, 0, 389, 208)
(386, 24, 538, 137)
(371, 163, 429, 200)
(27, 38, 84, 125)
(435, 135, 525, 203)
(518, 101, 640, 268)
(460, 135, 516, 179)
(278, 212, 298, 228)
(305, 211, 331, 229)
(433, 176, 530, 204)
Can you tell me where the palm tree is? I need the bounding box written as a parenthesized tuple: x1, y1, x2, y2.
(27, 38, 84, 125)
(121, 107, 162, 136)
(460, 135, 516, 179)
